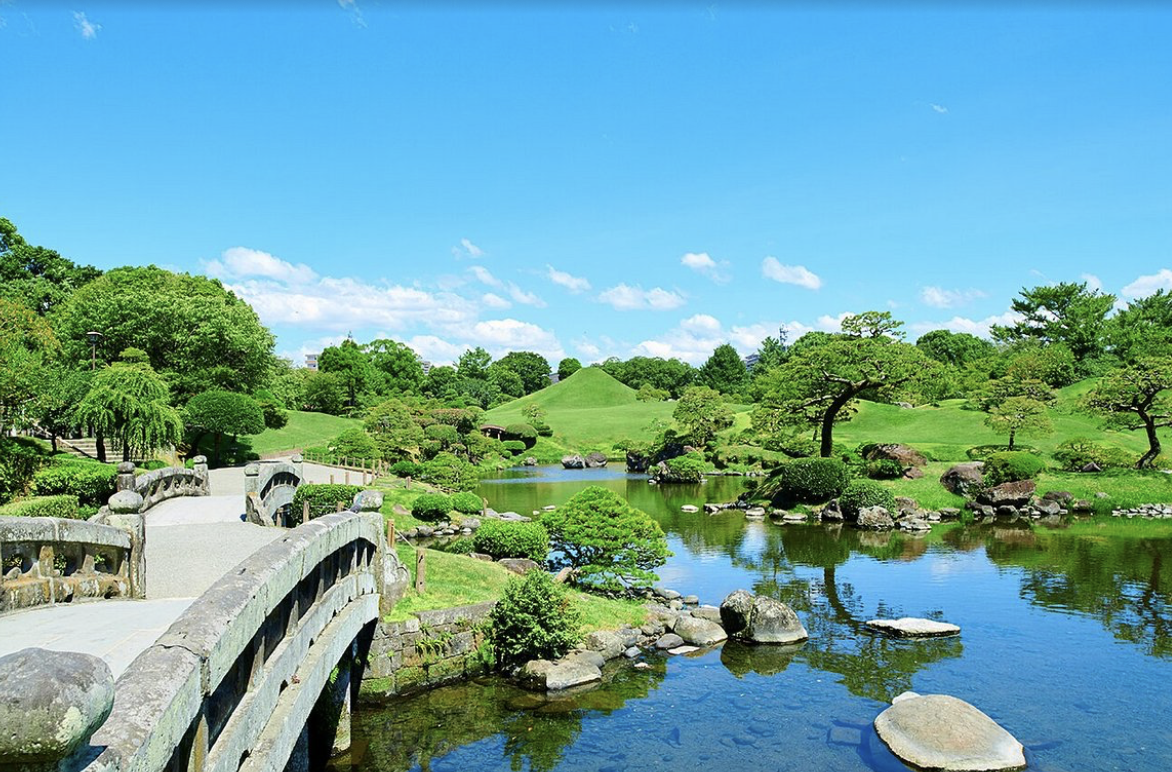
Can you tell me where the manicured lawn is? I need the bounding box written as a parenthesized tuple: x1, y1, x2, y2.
(246, 410, 361, 457)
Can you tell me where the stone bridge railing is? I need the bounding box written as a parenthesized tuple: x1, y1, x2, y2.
(107, 457, 210, 515)
(244, 456, 304, 527)
(30, 491, 408, 772)
(0, 509, 145, 614)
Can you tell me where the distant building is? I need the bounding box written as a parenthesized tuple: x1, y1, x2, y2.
(305, 353, 319, 371)
(743, 353, 760, 372)
(419, 359, 433, 375)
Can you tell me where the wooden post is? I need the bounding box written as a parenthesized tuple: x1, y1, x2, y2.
(386, 520, 395, 547)
(345, 469, 350, 485)
(303, 501, 310, 524)
(330, 473, 335, 485)
(405, 475, 411, 490)
(414, 548, 426, 594)
(336, 501, 344, 513)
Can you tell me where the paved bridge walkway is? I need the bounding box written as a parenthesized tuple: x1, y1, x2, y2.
(0, 459, 345, 675)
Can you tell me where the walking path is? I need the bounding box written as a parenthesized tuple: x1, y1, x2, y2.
(0, 460, 350, 676)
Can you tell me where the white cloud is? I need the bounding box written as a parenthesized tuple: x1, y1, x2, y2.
(761, 257, 822, 290)
(468, 265, 501, 288)
(597, 283, 685, 311)
(405, 335, 466, 365)
(467, 319, 564, 361)
(481, 293, 511, 309)
(680, 252, 730, 283)
(507, 284, 546, 307)
(680, 313, 722, 334)
(545, 265, 591, 293)
(930, 103, 948, 114)
(919, 286, 987, 309)
(73, 11, 100, 39)
(1080, 273, 1104, 293)
(468, 266, 543, 306)
(908, 311, 1023, 339)
(205, 247, 319, 285)
(629, 315, 812, 365)
(451, 238, 485, 259)
(1121, 269, 1172, 299)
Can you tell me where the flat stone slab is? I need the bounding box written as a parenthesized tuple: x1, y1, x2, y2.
(875, 693, 1026, 772)
(667, 645, 699, 655)
(867, 618, 961, 638)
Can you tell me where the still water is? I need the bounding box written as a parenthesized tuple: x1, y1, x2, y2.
(348, 467, 1172, 772)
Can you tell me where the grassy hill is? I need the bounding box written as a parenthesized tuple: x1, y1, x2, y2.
(246, 410, 361, 457)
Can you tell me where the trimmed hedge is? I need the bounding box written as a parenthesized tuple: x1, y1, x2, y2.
(290, 483, 363, 524)
(0, 495, 81, 519)
(31, 461, 117, 508)
(501, 440, 527, 455)
(985, 451, 1047, 486)
(504, 423, 538, 449)
(839, 480, 896, 518)
(472, 519, 549, 562)
(451, 491, 484, 514)
(865, 459, 904, 480)
(390, 460, 422, 478)
(411, 493, 453, 522)
(662, 453, 705, 483)
(763, 457, 851, 504)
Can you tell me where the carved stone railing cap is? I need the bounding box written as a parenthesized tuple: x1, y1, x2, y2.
(108, 490, 144, 514)
(243, 462, 260, 476)
(191, 455, 207, 464)
(116, 462, 136, 474)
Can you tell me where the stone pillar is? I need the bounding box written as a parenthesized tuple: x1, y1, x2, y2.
(106, 490, 146, 599)
(0, 648, 114, 772)
(115, 461, 136, 493)
(192, 455, 210, 495)
(291, 453, 304, 486)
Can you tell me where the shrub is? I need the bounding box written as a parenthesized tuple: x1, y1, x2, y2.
(761, 457, 851, 505)
(411, 493, 453, 522)
(423, 423, 460, 447)
(542, 486, 670, 592)
(0, 495, 81, 519)
(984, 451, 1047, 486)
(535, 424, 554, 437)
(504, 423, 538, 448)
(501, 440, 527, 455)
(472, 520, 550, 562)
(839, 480, 896, 518)
(488, 570, 581, 669)
(1052, 438, 1134, 471)
(444, 538, 475, 555)
(865, 459, 905, 480)
(31, 460, 117, 507)
(420, 452, 479, 492)
(966, 444, 1038, 461)
(290, 483, 363, 524)
(451, 491, 484, 514)
(764, 435, 819, 459)
(329, 428, 380, 462)
(660, 452, 706, 483)
(390, 460, 422, 478)
(0, 437, 51, 505)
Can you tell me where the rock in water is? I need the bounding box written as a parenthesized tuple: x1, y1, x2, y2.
(719, 589, 755, 634)
(745, 596, 808, 644)
(866, 618, 961, 638)
(874, 693, 1026, 772)
(672, 615, 728, 646)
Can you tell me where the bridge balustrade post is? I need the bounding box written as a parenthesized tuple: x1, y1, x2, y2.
(0, 649, 114, 772)
(106, 490, 146, 599)
(192, 455, 209, 495)
(291, 453, 303, 486)
(114, 461, 136, 493)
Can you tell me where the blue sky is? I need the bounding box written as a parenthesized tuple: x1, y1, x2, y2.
(3, 3, 1171, 367)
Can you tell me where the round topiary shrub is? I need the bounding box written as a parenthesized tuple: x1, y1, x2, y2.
(423, 423, 460, 446)
(390, 460, 421, 478)
(488, 569, 581, 669)
(420, 452, 479, 492)
(865, 459, 905, 480)
(658, 452, 705, 483)
(411, 492, 453, 522)
(839, 479, 896, 519)
(761, 457, 851, 504)
(504, 423, 538, 449)
(451, 491, 484, 514)
(984, 451, 1047, 486)
(501, 440, 527, 456)
(472, 519, 550, 562)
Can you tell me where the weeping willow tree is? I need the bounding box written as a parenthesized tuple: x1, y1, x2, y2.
(75, 360, 183, 462)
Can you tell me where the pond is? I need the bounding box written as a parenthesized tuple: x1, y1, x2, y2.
(345, 466, 1172, 772)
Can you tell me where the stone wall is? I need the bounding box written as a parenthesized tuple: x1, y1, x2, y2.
(360, 601, 495, 698)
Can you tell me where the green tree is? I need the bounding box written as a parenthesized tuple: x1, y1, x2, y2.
(318, 339, 373, 408)
(557, 357, 582, 381)
(0, 217, 101, 316)
(601, 356, 696, 398)
(456, 347, 492, 381)
(365, 339, 425, 395)
(489, 570, 582, 669)
(983, 396, 1052, 451)
(487, 362, 524, 398)
(423, 365, 459, 399)
(756, 312, 932, 457)
(75, 361, 183, 462)
(184, 390, 266, 465)
(915, 330, 995, 367)
(1082, 357, 1172, 468)
(1109, 290, 1172, 362)
(364, 397, 427, 462)
(0, 299, 60, 432)
(672, 386, 734, 446)
(991, 281, 1116, 365)
(697, 343, 747, 396)
(302, 371, 346, 415)
(541, 486, 670, 591)
(52, 266, 276, 401)
(496, 351, 551, 395)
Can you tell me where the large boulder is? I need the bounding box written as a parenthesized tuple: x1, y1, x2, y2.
(584, 451, 608, 468)
(874, 693, 1026, 772)
(744, 596, 808, 644)
(672, 615, 728, 646)
(977, 480, 1036, 508)
(561, 455, 586, 470)
(582, 630, 625, 660)
(865, 443, 927, 468)
(518, 658, 602, 691)
(857, 506, 895, 530)
(498, 558, 540, 575)
(719, 589, 755, 635)
(940, 462, 985, 498)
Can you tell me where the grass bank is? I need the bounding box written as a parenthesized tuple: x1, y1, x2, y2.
(247, 410, 361, 457)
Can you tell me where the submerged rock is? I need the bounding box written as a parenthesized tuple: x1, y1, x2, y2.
(866, 618, 961, 638)
(874, 693, 1025, 772)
